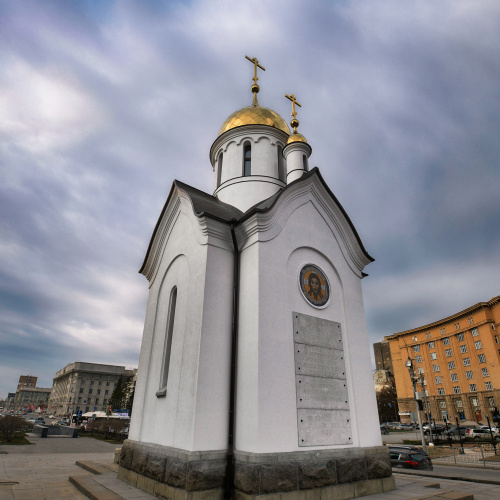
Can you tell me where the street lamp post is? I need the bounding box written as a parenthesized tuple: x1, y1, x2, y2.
(419, 374, 433, 444)
(406, 357, 427, 450)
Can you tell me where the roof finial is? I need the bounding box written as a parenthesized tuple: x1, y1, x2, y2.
(285, 94, 301, 133)
(245, 55, 265, 107)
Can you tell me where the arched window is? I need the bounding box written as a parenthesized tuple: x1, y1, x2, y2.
(277, 145, 285, 182)
(303, 154, 308, 172)
(217, 152, 223, 187)
(243, 142, 251, 176)
(160, 287, 177, 391)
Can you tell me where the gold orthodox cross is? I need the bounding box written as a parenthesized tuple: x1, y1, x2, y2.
(245, 55, 265, 88)
(285, 94, 301, 133)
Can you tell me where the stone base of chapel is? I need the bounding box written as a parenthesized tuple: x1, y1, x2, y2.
(118, 440, 395, 499)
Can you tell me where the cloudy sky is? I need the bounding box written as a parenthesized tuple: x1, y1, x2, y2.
(1, 0, 499, 399)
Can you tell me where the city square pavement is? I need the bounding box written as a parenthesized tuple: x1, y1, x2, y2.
(2, 434, 500, 499)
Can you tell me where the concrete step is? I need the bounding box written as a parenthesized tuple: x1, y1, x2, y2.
(70, 474, 124, 500)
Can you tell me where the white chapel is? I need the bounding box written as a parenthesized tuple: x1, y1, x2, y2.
(119, 57, 394, 499)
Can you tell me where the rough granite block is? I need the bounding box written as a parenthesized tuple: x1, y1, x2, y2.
(144, 452, 168, 483)
(132, 448, 149, 475)
(186, 460, 225, 491)
(366, 453, 392, 479)
(259, 463, 297, 494)
(336, 457, 367, 484)
(234, 462, 261, 495)
(165, 457, 188, 489)
(298, 460, 337, 489)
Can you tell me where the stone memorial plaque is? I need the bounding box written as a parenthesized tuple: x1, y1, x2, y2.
(293, 312, 342, 348)
(295, 375, 348, 410)
(297, 409, 352, 446)
(293, 312, 351, 446)
(294, 343, 346, 379)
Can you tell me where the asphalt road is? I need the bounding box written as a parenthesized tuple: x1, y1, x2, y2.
(399, 463, 500, 485)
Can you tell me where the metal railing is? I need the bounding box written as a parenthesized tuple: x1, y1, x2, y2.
(431, 444, 500, 467)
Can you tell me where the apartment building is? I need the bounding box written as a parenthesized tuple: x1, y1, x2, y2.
(48, 362, 136, 417)
(384, 296, 500, 425)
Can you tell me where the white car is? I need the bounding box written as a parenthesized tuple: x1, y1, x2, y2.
(479, 426, 499, 434)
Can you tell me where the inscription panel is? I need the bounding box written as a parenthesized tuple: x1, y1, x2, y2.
(293, 312, 351, 447)
(294, 343, 346, 379)
(295, 375, 348, 410)
(293, 312, 342, 348)
(297, 409, 352, 446)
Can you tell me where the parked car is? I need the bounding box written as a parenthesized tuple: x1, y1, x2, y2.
(380, 425, 390, 435)
(467, 428, 498, 440)
(389, 447, 433, 470)
(444, 425, 468, 436)
(423, 424, 445, 435)
(479, 426, 499, 434)
(388, 445, 433, 466)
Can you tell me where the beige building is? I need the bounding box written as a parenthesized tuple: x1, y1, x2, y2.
(13, 386, 51, 412)
(48, 362, 136, 417)
(384, 296, 500, 425)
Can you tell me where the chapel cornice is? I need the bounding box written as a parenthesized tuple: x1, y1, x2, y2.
(233, 168, 374, 277)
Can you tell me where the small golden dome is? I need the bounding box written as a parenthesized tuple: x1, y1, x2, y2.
(286, 133, 308, 145)
(218, 105, 291, 137)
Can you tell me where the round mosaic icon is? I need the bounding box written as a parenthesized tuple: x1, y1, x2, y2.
(299, 265, 330, 307)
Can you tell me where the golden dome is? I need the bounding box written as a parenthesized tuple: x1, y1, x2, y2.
(218, 105, 291, 137)
(286, 132, 308, 145)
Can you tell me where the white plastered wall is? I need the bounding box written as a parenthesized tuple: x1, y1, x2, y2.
(129, 204, 234, 452)
(235, 197, 381, 454)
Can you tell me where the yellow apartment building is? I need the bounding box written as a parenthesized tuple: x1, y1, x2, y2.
(384, 296, 500, 425)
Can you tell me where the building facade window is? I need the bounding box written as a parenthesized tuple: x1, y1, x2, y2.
(89, 389, 93, 394)
(471, 327, 478, 336)
(487, 396, 495, 405)
(277, 145, 285, 182)
(415, 355, 422, 363)
(445, 349, 452, 357)
(468, 317, 474, 325)
(439, 401, 447, 408)
(457, 333, 464, 341)
(448, 361, 455, 370)
(430, 352, 437, 360)
(478, 354, 486, 363)
(495, 336, 499, 344)
(417, 367, 424, 374)
(471, 398, 479, 406)
(160, 287, 178, 391)
(475, 340, 482, 350)
(437, 388, 445, 395)
(482, 368, 490, 377)
(217, 152, 223, 187)
(455, 323, 460, 330)
(469, 384, 477, 392)
(443, 338, 450, 346)
(453, 386, 461, 394)
(463, 357, 470, 366)
(413, 345, 420, 352)
(455, 399, 463, 407)
(465, 371, 473, 379)
(440, 328, 446, 334)
(432, 364, 440, 372)
(435, 376, 442, 384)
(460, 345, 467, 354)
(451, 373, 458, 382)
(243, 142, 251, 176)
(428, 341, 435, 349)
(485, 382, 493, 391)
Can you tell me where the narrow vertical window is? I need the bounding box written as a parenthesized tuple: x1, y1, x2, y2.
(277, 145, 285, 181)
(160, 287, 177, 393)
(302, 154, 308, 172)
(217, 152, 223, 187)
(243, 142, 251, 176)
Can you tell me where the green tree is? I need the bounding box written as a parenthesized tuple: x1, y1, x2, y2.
(0, 415, 27, 442)
(108, 375, 126, 412)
